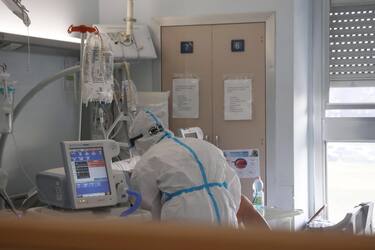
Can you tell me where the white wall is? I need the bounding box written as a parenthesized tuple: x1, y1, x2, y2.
(0, 0, 99, 42)
(1, 49, 80, 195)
(99, 0, 312, 215)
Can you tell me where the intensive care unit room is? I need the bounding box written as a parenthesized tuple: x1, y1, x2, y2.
(0, 0, 375, 249)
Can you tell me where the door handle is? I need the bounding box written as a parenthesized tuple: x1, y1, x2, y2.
(204, 135, 209, 141)
(215, 135, 219, 148)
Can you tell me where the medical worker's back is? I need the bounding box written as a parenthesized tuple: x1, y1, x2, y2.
(131, 137, 241, 226)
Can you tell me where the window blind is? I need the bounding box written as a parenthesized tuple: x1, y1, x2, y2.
(330, 5, 375, 81)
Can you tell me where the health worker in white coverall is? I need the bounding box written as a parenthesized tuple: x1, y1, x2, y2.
(129, 110, 269, 228)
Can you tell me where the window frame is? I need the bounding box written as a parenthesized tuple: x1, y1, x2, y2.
(326, 2, 375, 142)
(313, 0, 375, 220)
(311, 0, 330, 218)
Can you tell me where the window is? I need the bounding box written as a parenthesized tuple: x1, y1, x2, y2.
(324, 3, 375, 224)
(329, 86, 375, 104)
(329, 8, 375, 82)
(327, 142, 375, 224)
(328, 5, 375, 115)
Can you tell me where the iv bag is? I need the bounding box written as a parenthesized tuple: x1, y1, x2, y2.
(0, 72, 14, 134)
(124, 79, 138, 114)
(82, 33, 114, 105)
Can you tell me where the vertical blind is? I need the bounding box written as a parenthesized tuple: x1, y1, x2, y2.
(329, 5, 375, 81)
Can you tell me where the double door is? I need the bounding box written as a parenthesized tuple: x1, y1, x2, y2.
(161, 23, 266, 198)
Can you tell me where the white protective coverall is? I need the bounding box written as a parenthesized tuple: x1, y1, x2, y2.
(129, 110, 241, 226)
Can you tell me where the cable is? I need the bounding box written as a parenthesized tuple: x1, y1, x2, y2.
(120, 189, 142, 217)
(113, 79, 123, 114)
(0, 190, 20, 218)
(10, 133, 51, 209)
(27, 27, 31, 72)
(20, 188, 38, 210)
(10, 133, 36, 188)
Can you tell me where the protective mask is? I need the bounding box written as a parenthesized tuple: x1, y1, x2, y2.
(133, 132, 165, 155)
(129, 146, 140, 158)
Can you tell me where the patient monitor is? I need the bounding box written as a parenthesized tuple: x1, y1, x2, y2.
(62, 140, 119, 209)
(179, 127, 204, 140)
(36, 140, 125, 209)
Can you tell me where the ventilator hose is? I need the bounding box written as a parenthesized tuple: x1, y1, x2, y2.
(120, 189, 142, 217)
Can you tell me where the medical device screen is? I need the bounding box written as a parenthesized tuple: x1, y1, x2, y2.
(69, 147, 111, 198)
(184, 132, 198, 138)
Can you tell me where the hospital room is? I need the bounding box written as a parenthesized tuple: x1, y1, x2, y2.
(0, 0, 374, 249)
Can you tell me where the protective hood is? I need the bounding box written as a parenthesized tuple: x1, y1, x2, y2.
(129, 110, 167, 155)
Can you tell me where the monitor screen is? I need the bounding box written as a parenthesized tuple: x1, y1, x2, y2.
(184, 132, 198, 138)
(69, 147, 111, 198)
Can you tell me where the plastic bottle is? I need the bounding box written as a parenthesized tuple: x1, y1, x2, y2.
(252, 177, 265, 216)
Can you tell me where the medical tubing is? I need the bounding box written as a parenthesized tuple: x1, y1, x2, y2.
(81, 34, 89, 103)
(108, 83, 125, 139)
(113, 79, 123, 114)
(124, 62, 132, 81)
(10, 133, 53, 209)
(106, 113, 128, 140)
(120, 189, 142, 217)
(0, 191, 20, 218)
(109, 120, 124, 139)
(10, 134, 36, 188)
(124, 76, 138, 118)
(78, 33, 86, 140)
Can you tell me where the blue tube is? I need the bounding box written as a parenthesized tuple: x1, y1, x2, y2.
(120, 190, 142, 217)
